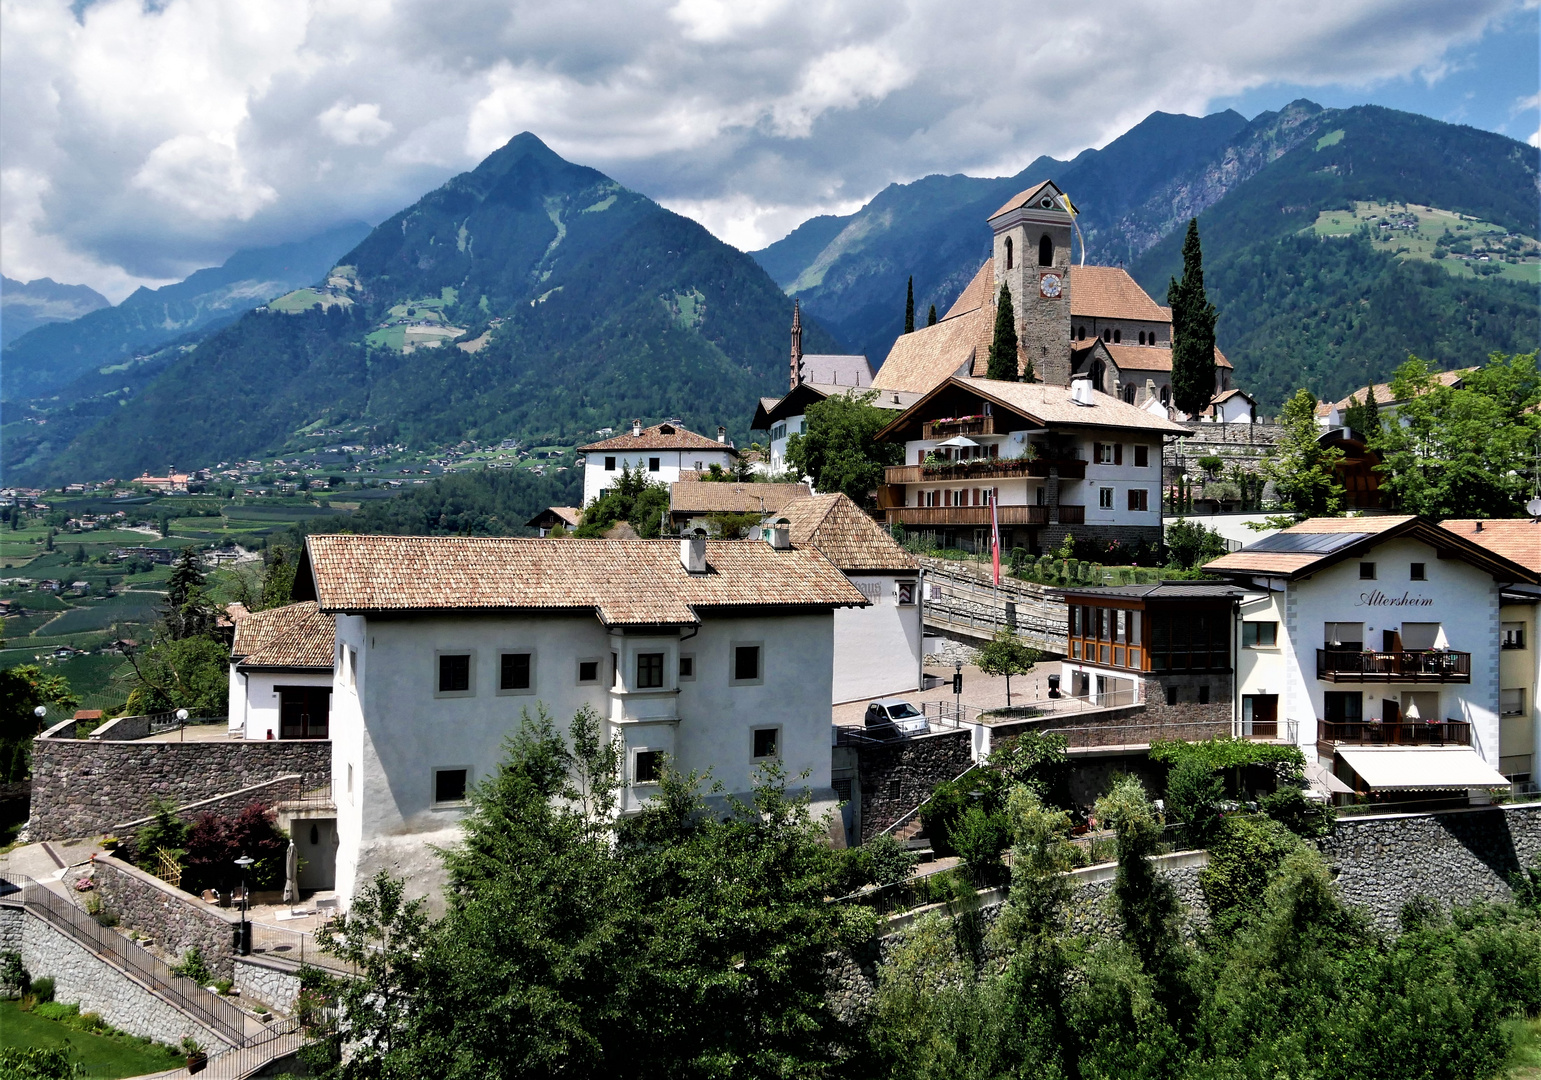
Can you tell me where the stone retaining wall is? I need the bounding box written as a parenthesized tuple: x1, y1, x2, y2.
(90, 854, 241, 979)
(1321, 801, 1541, 930)
(30, 735, 330, 839)
(234, 956, 301, 1013)
(1, 903, 235, 1052)
(856, 729, 974, 842)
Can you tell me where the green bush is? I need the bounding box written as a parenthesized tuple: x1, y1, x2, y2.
(1164, 756, 1225, 848)
(0, 1047, 82, 1079)
(951, 806, 1008, 879)
(170, 947, 213, 986)
(1257, 783, 1336, 839)
(29, 976, 54, 1003)
(833, 834, 921, 895)
(1199, 813, 1303, 924)
(1, 950, 28, 997)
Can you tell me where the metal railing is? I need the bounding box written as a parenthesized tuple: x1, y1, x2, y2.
(248, 920, 357, 977)
(1319, 719, 1472, 746)
(1316, 649, 1472, 683)
(1, 874, 248, 1047)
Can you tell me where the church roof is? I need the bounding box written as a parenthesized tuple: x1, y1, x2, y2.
(1101, 342, 1233, 371)
(872, 303, 993, 393)
(799, 354, 874, 386)
(988, 181, 1063, 221)
(1068, 266, 1168, 322)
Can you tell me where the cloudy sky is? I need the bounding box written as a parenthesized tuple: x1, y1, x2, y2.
(2, 0, 1536, 301)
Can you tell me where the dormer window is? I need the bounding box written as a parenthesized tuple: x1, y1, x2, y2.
(1004, 237, 1014, 269)
(659, 424, 675, 434)
(1038, 234, 1053, 266)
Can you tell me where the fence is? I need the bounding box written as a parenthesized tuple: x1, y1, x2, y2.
(3, 874, 248, 1047)
(248, 920, 358, 977)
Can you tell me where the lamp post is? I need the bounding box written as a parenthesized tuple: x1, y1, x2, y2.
(33, 705, 46, 734)
(176, 707, 189, 743)
(233, 855, 254, 955)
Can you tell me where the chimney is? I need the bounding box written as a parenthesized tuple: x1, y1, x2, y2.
(632, 418, 642, 437)
(717, 426, 726, 444)
(765, 520, 791, 550)
(1475, 521, 1484, 532)
(680, 533, 708, 573)
(789, 300, 803, 391)
(1069, 375, 1095, 406)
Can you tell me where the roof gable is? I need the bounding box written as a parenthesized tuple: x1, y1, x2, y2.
(779, 493, 918, 573)
(231, 601, 335, 671)
(988, 180, 1064, 222)
(875, 376, 1189, 442)
(579, 422, 735, 454)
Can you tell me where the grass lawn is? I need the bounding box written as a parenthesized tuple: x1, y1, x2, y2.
(1505, 1016, 1541, 1079)
(1312, 200, 1540, 285)
(0, 1000, 185, 1078)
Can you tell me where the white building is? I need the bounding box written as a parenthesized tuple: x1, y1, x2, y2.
(577, 421, 737, 506)
(778, 493, 923, 703)
(1205, 516, 1537, 801)
(293, 532, 867, 908)
(227, 601, 335, 741)
(874, 375, 1186, 554)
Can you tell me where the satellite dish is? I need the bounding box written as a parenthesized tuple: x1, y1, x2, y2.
(1527, 496, 1541, 519)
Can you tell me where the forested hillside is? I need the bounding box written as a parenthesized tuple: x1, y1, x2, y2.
(8, 134, 839, 486)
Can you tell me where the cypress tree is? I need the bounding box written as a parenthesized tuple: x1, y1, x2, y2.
(927, 304, 937, 327)
(1167, 219, 1218, 417)
(904, 277, 915, 334)
(1361, 383, 1381, 437)
(987, 285, 1019, 381)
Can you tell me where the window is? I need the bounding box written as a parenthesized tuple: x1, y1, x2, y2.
(1160, 386, 1170, 406)
(1410, 562, 1426, 581)
(752, 726, 780, 760)
(1095, 442, 1118, 464)
(896, 581, 917, 605)
(436, 652, 473, 696)
(605, 456, 616, 471)
(648, 457, 660, 472)
(577, 658, 601, 684)
(694, 460, 703, 471)
(346, 647, 357, 687)
(347, 763, 354, 800)
(678, 654, 695, 681)
(634, 750, 665, 785)
(1198, 685, 1210, 705)
(1503, 623, 1526, 650)
(1099, 487, 1114, 509)
(433, 767, 468, 805)
(637, 652, 665, 689)
(771, 423, 786, 441)
(1077, 326, 1086, 341)
(1243, 621, 1278, 648)
(1323, 692, 1363, 724)
(887, 779, 902, 799)
(732, 643, 763, 684)
(1123, 385, 1135, 403)
(1324, 622, 1363, 649)
(1138, 331, 1146, 345)
(1165, 685, 1178, 706)
(278, 686, 330, 739)
(1038, 234, 1053, 266)
(498, 651, 533, 694)
(1004, 236, 1014, 269)
(1134, 444, 1149, 468)
(1103, 328, 1112, 342)
(1502, 688, 1526, 716)
(1127, 488, 1149, 512)
(1359, 562, 1376, 580)
(1113, 329, 1122, 343)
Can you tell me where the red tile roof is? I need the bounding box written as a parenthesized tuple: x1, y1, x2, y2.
(1068, 266, 1168, 323)
(1440, 519, 1541, 573)
(778, 493, 918, 573)
(579, 422, 736, 454)
(231, 601, 335, 671)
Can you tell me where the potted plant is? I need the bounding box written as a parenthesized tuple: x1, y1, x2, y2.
(182, 1037, 207, 1073)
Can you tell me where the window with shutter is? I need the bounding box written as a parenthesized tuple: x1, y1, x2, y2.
(1113, 444, 1123, 465)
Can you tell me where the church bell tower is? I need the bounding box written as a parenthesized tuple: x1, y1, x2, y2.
(989, 181, 1074, 385)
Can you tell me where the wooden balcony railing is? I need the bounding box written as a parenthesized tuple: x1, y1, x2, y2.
(1316, 649, 1471, 683)
(886, 505, 1050, 527)
(923, 416, 995, 440)
(885, 458, 1086, 484)
(1056, 504, 1085, 525)
(1318, 719, 1472, 746)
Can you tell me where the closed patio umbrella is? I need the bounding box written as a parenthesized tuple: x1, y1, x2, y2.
(283, 839, 298, 904)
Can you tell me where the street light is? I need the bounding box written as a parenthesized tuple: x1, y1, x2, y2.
(233, 855, 254, 956)
(176, 708, 189, 743)
(33, 705, 46, 734)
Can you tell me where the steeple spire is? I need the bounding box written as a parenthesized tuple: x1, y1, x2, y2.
(789, 300, 804, 390)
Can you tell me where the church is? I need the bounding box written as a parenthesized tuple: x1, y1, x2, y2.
(872, 180, 1246, 420)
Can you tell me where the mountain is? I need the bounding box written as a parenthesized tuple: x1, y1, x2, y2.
(8, 134, 838, 486)
(2, 221, 372, 402)
(0, 277, 110, 348)
(752, 102, 1538, 407)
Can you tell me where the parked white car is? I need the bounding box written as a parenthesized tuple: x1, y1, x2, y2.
(863, 698, 929, 738)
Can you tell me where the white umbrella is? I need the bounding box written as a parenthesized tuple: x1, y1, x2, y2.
(936, 435, 979, 447)
(1404, 700, 1421, 721)
(283, 840, 298, 905)
(1432, 625, 1449, 650)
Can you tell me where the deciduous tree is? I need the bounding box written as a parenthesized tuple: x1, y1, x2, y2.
(785, 390, 903, 506)
(1260, 387, 1344, 517)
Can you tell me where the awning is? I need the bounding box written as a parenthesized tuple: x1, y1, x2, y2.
(936, 435, 979, 447)
(1335, 747, 1511, 791)
(1306, 761, 1354, 795)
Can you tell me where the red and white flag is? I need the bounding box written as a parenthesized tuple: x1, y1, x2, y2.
(990, 490, 1001, 586)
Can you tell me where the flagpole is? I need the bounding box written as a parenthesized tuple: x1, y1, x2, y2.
(991, 491, 1001, 632)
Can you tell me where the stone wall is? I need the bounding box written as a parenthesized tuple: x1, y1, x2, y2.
(29, 735, 330, 839)
(2, 903, 235, 1052)
(856, 729, 974, 841)
(114, 775, 305, 855)
(90, 854, 241, 979)
(234, 956, 301, 1013)
(1321, 801, 1541, 930)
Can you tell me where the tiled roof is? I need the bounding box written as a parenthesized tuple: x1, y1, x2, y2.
(579, 422, 736, 454)
(1329, 369, 1471, 411)
(943, 260, 995, 320)
(526, 506, 582, 529)
(232, 601, 335, 671)
(800, 354, 874, 386)
(956, 378, 1190, 433)
(1102, 342, 1233, 371)
(670, 481, 811, 516)
(872, 303, 993, 393)
(778, 493, 919, 573)
(988, 181, 1059, 221)
(1440, 519, 1541, 573)
(297, 535, 867, 626)
(1068, 266, 1168, 323)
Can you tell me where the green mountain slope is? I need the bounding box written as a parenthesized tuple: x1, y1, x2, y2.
(1130, 105, 1540, 406)
(2, 221, 372, 401)
(12, 134, 838, 485)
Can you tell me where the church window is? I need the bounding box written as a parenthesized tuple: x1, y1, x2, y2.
(1113, 330, 1121, 343)
(1076, 326, 1086, 341)
(1004, 237, 1014, 269)
(1160, 387, 1171, 406)
(1123, 385, 1135, 404)
(1038, 234, 1053, 266)
(1103, 329, 1111, 342)
(1138, 331, 1146, 345)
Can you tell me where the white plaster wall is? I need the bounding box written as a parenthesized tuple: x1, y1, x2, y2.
(231, 670, 334, 740)
(335, 608, 835, 907)
(768, 417, 805, 473)
(1498, 599, 1540, 780)
(583, 447, 734, 504)
(832, 573, 921, 703)
(1280, 537, 1501, 766)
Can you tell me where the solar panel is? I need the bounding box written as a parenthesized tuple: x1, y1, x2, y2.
(1245, 531, 1371, 555)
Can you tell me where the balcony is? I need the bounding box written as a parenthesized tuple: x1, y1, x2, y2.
(1056, 504, 1085, 525)
(1316, 649, 1471, 683)
(884, 457, 1087, 484)
(923, 416, 995, 440)
(1318, 720, 1472, 747)
(886, 505, 1050, 527)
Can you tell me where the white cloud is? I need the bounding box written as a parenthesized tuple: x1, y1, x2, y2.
(319, 102, 394, 145)
(0, 0, 1525, 293)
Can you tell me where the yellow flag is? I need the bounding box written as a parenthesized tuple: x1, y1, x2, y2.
(1060, 192, 1078, 217)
